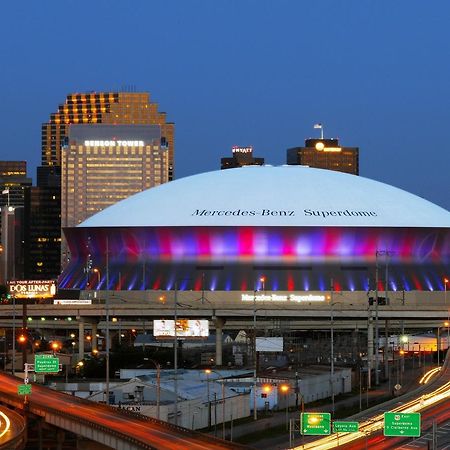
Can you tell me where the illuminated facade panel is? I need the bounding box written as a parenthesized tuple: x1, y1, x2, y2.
(59, 226, 450, 292)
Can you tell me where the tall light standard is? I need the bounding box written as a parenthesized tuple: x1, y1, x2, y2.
(93, 268, 101, 288)
(374, 250, 394, 385)
(105, 237, 110, 405)
(253, 275, 265, 421)
(12, 295, 16, 376)
(437, 326, 441, 368)
(146, 358, 161, 420)
(204, 368, 226, 438)
(205, 368, 212, 430)
(330, 280, 335, 416)
(445, 278, 449, 350)
(280, 384, 290, 430)
(174, 281, 179, 426)
(329, 283, 339, 416)
(437, 321, 450, 368)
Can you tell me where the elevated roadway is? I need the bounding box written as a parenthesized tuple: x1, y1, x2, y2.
(0, 372, 249, 450)
(0, 289, 447, 329)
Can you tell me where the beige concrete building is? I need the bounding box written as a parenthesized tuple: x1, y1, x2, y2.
(61, 124, 168, 265)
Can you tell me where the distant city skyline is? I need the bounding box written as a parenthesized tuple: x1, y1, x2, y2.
(0, 1, 449, 210)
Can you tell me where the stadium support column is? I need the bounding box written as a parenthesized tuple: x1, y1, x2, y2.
(78, 318, 85, 361)
(214, 317, 226, 367)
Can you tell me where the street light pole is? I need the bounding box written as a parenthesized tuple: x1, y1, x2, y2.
(280, 384, 290, 430)
(147, 358, 161, 420)
(253, 288, 257, 420)
(205, 369, 211, 430)
(12, 295, 15, 376)
(445, 278, 449, 352)
(330, 279, 335, 416)
(174, 281, 178, 426)
(375, 252, 380, 385)
(222, 381, 225, 440)
(437, 326, 440, 367)
(105, 237, 110, 405)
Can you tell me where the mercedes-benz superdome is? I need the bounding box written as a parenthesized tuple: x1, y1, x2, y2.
(59, 166, 450, 292)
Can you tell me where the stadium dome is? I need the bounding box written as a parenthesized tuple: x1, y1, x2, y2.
(80, 166, 450, 229)
(61, 166, 449, 292)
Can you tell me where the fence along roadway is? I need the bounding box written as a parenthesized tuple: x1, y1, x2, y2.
(0, 372, 249, 450)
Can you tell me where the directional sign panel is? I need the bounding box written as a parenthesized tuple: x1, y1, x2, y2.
(384, 412, 421, 437)
(34, 355, 60, 373)
(333, 421, 359, 433)
(18, 384, 31, 395)
(301, 413, 331, 435)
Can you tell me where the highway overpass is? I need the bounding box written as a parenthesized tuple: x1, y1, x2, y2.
(0, 372, 249, 450)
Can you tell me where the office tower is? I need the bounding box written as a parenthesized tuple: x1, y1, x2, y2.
(27, 91, 174, 280)
(23, 178, 61, 281)
(221, 146, 265, 170)
(0, 161, 32, 281)
(0, 206, 24, 283)
(0, 161, 32, 208)
(60, 124, 168, 264)
(287, 138, 359, 175)
(42, 92, 174, 179)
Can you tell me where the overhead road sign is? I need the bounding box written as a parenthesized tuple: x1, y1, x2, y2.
(333, 421, 359, 433)
(301, 413, 331, 435)
(34, 355, 60, 373)
(384, 412, 421, 437)
(18, 384, 31, 395)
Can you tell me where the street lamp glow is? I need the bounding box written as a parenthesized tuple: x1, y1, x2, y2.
(280, 384, 289, 393)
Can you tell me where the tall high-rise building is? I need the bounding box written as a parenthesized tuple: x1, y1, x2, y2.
(62, 124, 168, 229)
(42, 92, 174, 179)
(0, 161, 32, 209)
(23, 182, 60, 280)
(287, 138, 359, 175)
(0, 161, 32, 281)
(221, 146, 265, 170)
(25, 91, 174, 280)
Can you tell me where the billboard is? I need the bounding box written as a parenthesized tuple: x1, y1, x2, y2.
(8, 280, 56, 299)
(256, 337, 284, 352)
(153, 319, 209, 338)
(53, 299, 92, 305)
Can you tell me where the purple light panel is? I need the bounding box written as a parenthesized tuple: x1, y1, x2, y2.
(59, 226, 450, 291)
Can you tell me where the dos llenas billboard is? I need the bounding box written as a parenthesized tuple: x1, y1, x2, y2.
(8, 280, 56, 299)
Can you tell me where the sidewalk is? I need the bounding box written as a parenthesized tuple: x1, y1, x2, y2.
(224, 366, 424, 449)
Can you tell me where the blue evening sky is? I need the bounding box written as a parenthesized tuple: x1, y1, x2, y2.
(0, 1, 449, 209)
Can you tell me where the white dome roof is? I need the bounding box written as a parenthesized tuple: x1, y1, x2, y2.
(79, 166, 450, 228)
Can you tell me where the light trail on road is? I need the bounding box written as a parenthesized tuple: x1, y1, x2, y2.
(292, 372, 450, 450)
(0, 410, 10, 438)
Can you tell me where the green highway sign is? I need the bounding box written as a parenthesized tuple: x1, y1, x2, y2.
(384, 412, 421, 437)
(333, 421, 359, 433)
(301, 412, 331, 435)
(18, 384, 31, 395)
(34, 355, 60, 373)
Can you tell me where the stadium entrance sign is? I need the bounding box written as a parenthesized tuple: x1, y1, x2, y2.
(241, 294, 326, 303)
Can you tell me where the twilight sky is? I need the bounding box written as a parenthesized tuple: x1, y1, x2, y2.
(0, 0, 449, 210)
